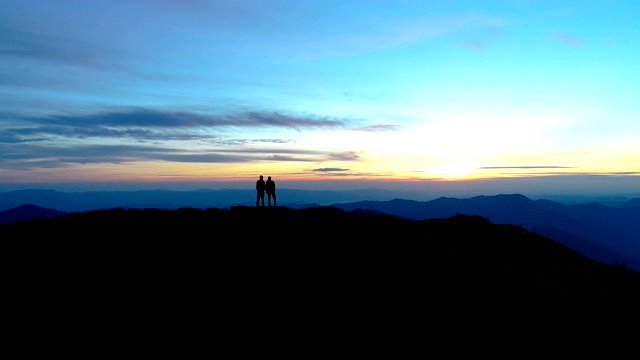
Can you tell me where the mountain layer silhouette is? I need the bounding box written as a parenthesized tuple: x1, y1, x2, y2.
(3, 191, 639, 272)
(329, 194, 640, 271)
(4, 205, 639, 305)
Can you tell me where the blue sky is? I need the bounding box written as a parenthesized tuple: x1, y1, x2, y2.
(1, 0, 639, 196)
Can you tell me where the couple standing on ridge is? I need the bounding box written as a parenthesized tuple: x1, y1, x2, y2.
(256, 175, 276, 207)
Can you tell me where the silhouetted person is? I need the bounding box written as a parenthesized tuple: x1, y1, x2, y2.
(256, 175, 266, 206)
(265, 176, 276, 206)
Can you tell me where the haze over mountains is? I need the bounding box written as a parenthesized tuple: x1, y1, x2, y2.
(1, 189, 639, 272)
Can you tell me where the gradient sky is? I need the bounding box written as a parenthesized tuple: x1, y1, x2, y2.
(1, 0, 639, 195)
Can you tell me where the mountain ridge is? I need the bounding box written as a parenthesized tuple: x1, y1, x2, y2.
(2, 190, 639, 271)
(328, 194, 640, 271)
(2, 205, 639, 303)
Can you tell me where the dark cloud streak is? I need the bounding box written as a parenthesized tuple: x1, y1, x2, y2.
(326, 151, 360, 161)
(0, 108, 354, 144)
(313, 168, 349, 172)
(0, 107, 376, 169)
(0, 140, 330, 169)
(22, 108, 348, 130)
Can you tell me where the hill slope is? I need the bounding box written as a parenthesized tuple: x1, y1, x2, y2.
(3, 205, 639, 304)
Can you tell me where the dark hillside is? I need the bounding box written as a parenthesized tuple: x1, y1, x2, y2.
(4, 205, 638, 304)
(3, 204, 639, 340)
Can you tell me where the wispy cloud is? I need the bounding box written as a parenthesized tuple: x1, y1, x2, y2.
(0, 24, 128, 72)
(290, 13, 508, 60)
(480, 166, 572, 169)
(0, 108, 363, 169)
(313, 168, 349, 172)
(352, 124, 400, 132)
(326, 152, 360, 161)
(1, 108, 350, 143)
(0, 141, 332, 170)
(456, 27, 504, 51)
(553, 31, 584, 46)
(32, 109, 348, 129)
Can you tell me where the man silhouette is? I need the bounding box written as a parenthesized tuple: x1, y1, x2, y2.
(256, 175, 266, 206)
(265, 176, 276, 206)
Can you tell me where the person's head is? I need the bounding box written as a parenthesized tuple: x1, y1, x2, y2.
(268, 176, 271, 180)
(259, 175, 263, 179)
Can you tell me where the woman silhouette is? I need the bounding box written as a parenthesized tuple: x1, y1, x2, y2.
(265, 176, 276, 206)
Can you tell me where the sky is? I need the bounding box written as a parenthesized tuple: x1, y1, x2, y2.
(1, 0, 639, 197)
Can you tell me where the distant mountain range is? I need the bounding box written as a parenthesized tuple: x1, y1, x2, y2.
(328, 194, 640, 272)
(0, 204, 67, 224)
(0, 188, 374, 212)
(1, 189, 639, 272)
